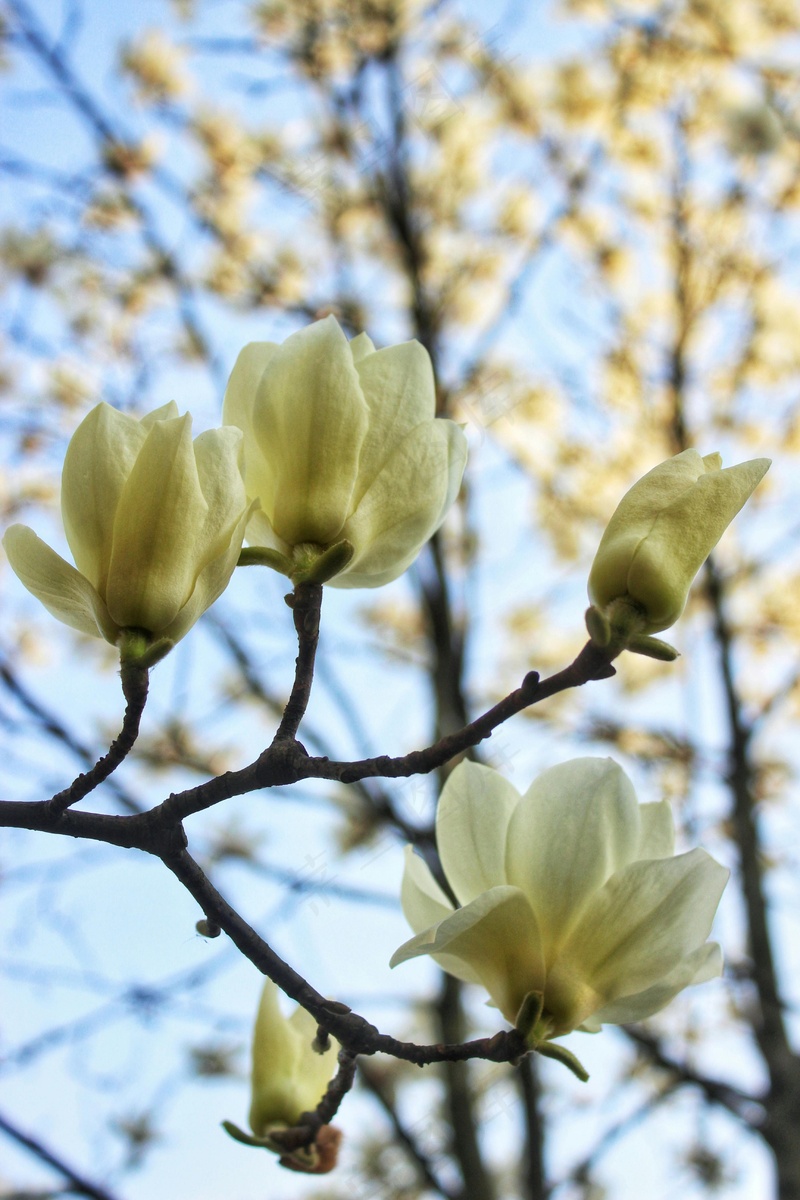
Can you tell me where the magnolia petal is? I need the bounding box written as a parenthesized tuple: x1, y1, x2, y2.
(626, 457, 771, 630)
(61, 403, 148, 594)
(351, 341, 437, 506)
(432, 421, 468, 530)
(106, 414, 208, 633)
(3, 525, 117, 641)
(164, 499, 256, 644)
(582, 942, 723, 1030)
(400, 845, 454, 933)
(391, 885, 545, 1024)
(255, 316, 368, 546)
(287, 1005, 338, 1115)
(249, 980, 304, 1133)
(398, 848, 478, 981)
(140, 401, 180, 428)
(436, 761, 520, 906)
(555, 848, 729, 1004)
(349, 331, 376, 362)
(222, 342, 279, 521)
(637, 801, 674, 860)
(333, 420, 466, 589)
(245, 508, 291, 557)
(191, 426, 249, 568)
(506, 758, 640, 962)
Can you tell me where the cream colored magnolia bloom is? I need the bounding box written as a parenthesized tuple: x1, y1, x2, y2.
(587, 449, 770, 656)
(223, 979, 339, 1162)
(391, 759, 728, 1055)
(3, 402, 252, 664)
(223, 315, 467, 587)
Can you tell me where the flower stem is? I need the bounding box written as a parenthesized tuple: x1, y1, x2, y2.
(46, 662, 149, 817)
(273, 582, 323, 743)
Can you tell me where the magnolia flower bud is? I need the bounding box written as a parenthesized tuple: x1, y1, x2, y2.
(223, 316, 467, 587)
(3, 402, 254, 665)
(587, 449, 770, 654)
(223, 980, 340, 1172)
(391, 758, 729, 1078)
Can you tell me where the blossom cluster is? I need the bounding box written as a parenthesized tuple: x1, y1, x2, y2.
(1, 316, 770, 1161)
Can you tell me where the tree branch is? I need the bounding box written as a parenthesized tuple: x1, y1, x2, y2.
(160, 844, 529, 1067)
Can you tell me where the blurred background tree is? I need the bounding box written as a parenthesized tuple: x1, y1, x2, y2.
(0, 0, 797, 1197)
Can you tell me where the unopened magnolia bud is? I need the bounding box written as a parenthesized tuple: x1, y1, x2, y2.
(588, 449, 769, 648)
(223, 980, 339, 1162)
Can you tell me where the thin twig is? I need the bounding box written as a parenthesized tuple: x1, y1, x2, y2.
(46, 664, 149, 817)
(0, 1108, 124, 1200)
(623, 1025, 764, 1127)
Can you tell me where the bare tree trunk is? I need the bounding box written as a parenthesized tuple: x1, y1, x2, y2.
(438, 973, 497, 1200)
(517, 1056, 547, 1200)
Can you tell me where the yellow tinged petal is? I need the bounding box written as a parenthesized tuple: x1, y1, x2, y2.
(3, 525, 116, 641)
(625, 457, 771, 629)
(192, 426, 248, 567)
(248, 980, 337, 1134)
(506, 758, 640, 963)
(436, 761, 520, 906)
(249, 980, 305, 1133)
(554, 848, 729, 1004)
(286, 1004, 338, 1114)
(335, 421, 466, 588)
(589, 450, 770, 633)
(140, 401, 179, 429)
(400, 845, 454, 933)
(349, 331, 376, 362)
(584, 942, 722, 1029)
(61, 403, 148, 594)
(256, 316, 368, 545)
(222, 342, 279, 521)
(163, 498, 255, 643)
(636, 801, 674, 859)
(106, 414, 207, 632)
(352, 341, 436, 505)
(392, 886, 545, 1024)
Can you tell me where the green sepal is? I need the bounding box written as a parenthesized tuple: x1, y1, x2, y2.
(292, 539, 354, 585)
(626, 634, 680, 662)
(536, 1040, 590, 1082)
(238, 546, 293, 576)
(584, 605, 611, 648)
(117, 629, 173, 669)
(221, 1120, 273, 1149)
(221, 1120, 293, 1153)
(514, 991, 545, 1040)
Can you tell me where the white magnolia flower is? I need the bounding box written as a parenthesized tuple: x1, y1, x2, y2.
(3, 402, 253, 664)
(587, 449, 770, 657)
(223, 315, 467, 587)
(391, 759, 728, 1060)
